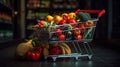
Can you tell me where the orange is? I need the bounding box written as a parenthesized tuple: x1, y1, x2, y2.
(54, 15, 62, 23)
(46, 15, 53, 22)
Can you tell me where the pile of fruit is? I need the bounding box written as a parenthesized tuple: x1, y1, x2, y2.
(33, 11, 95, 41)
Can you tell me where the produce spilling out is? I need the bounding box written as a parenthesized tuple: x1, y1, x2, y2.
(15, 9, 105, 61)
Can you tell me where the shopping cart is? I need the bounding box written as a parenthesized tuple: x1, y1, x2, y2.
(32, 9, 105, 61)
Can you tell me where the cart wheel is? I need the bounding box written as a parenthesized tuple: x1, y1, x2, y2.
(88, 55, 92, 60)
(75, 56, 79, 61)
(52, 57, 57, 62)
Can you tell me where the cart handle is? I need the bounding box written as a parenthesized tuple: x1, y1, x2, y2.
(75, 9, 105, 18)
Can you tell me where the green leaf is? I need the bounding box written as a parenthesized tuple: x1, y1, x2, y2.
(32, 41, 36, 47)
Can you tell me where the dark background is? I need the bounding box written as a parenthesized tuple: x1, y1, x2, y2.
(0, 0, 120, 67)
(0, 0, 120, 48)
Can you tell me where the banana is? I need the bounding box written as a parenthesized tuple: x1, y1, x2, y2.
(58, 45, 65, 54)
(60, 43, 71, 54)
(63, 46, 70, 54)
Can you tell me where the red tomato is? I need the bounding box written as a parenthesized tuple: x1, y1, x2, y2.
(68, 18, 76, 23)
(38, 20, 45, 25)
(79, 23, 85, 28)
(62, 15, 69, 20)
(59, 34, 65, 41)
(79, 23, 86, 33)
(73, 28, 81, 36)
(38, 23, 43, 28)
(58, 19, 66, 25)
(37, 20, 46, 27)
(75, 35, 82, 40)
(56, 29, 62, 35)
(63, 16, 70, 24)
(68, 18, 77, 27)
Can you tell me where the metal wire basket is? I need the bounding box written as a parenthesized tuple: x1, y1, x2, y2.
(31, 9, 105, 61)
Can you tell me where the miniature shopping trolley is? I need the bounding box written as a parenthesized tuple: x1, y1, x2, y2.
(32, 9, 105, 61)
